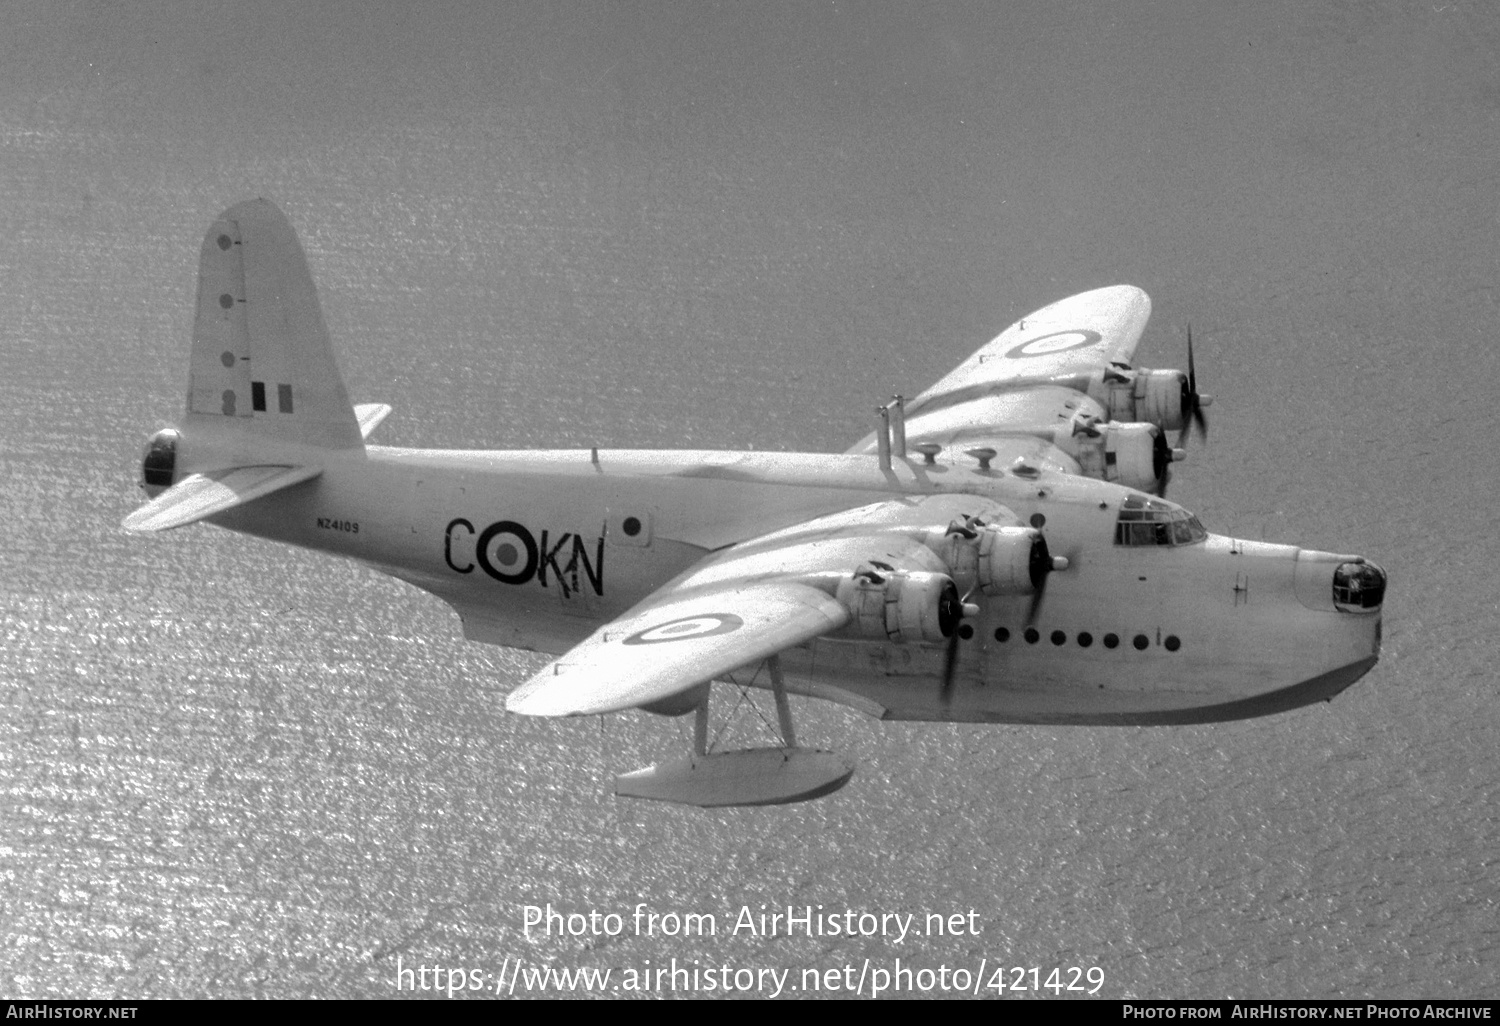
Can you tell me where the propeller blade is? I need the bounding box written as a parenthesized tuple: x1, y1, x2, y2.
(1152, 429, 1172, 496)
(1025, 582, 1046, 628)
(940, 626, 960, 704)
(941, 587, 979, 705)
(1187, 324, 1196, 393)
(1177, 325, 1210, 447)
(1026, 537, 1050, 626)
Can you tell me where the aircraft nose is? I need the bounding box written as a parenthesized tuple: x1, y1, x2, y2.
(1294, 550, 1387, 616)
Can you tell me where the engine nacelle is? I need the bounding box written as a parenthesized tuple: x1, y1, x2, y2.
(141, 428, 181, 496)
(933, 525, 1053, 597)
(834, 570, 959, 643)
(978, 525, 1055, 595)
(1103, 368, 1187, 432)
(1073, 421, 1168, 494)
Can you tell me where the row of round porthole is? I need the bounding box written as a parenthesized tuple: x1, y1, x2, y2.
(956, 624, 1182, 651)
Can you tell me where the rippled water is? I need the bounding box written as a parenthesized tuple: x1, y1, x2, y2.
(2, 1, 1497, 999)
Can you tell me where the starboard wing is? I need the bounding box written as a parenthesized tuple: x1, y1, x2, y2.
(504, 581, 850, 717)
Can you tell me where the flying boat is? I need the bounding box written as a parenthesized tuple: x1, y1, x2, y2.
(125, 200, 1386, 806)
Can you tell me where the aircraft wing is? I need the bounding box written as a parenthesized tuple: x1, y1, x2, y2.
(906, 284, 1149, 416)
(847, 285, 1151, 456)
(504, 581, 850, 717)
(506, 493, 1014, 718)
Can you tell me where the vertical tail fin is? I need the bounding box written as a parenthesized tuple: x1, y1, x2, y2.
(187, 199, 362, 450)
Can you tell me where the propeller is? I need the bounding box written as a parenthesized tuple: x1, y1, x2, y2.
(1025, 533, 1069, 628)
(1177, 325, 1211, 447)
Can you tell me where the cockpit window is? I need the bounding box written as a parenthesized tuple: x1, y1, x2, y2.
(1115, 494, 1207, 547)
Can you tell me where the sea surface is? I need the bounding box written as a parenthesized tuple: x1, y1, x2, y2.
(1, 1, 1497, 999)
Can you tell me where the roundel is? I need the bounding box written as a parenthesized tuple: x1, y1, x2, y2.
(476, 520, 538, 584)
(622, 613, 745, 646)
(1002, 329, 1102, 360)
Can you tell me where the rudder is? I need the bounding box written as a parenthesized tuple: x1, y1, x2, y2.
(187, 199, 362, 450)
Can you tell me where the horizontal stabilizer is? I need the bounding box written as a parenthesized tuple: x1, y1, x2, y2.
(354, 403, 391, 439)
(122, 464, 322, 533)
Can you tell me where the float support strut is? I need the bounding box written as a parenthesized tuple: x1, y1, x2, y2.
(694, 693, 709, 757)
(768, 654, 796, 749)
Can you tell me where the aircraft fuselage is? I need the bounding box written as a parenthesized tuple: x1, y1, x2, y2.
(208, 441, 1382, 725)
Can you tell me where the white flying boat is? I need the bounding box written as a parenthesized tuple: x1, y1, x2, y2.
(125, 200, 1386, 806)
